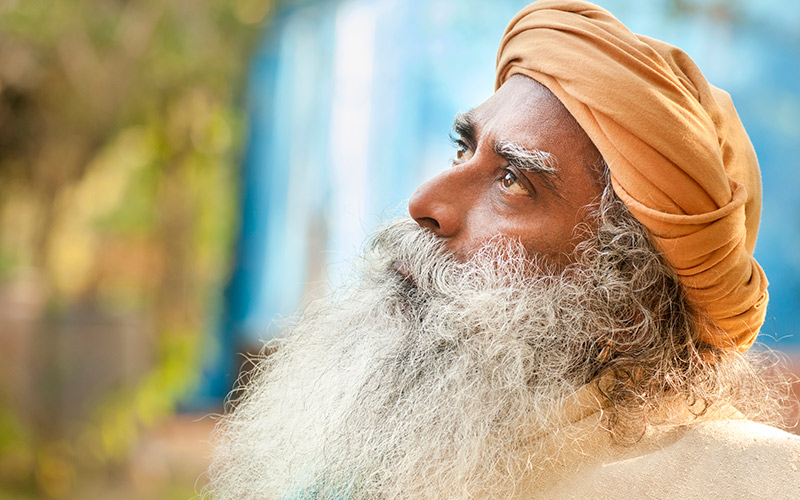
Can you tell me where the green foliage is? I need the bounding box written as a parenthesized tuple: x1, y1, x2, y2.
(0, 0, 271, 496)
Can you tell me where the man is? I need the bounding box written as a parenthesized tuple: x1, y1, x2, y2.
(205, 1, 800, 499)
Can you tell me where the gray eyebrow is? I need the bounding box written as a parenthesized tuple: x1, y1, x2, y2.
(494, 140, 560, 192)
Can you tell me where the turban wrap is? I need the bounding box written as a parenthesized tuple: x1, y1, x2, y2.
(495, 0, 767, 352)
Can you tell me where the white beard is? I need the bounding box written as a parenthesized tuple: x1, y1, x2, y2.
(206, 217, 611, 500)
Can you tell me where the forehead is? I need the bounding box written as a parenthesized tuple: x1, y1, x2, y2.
(471, 75, 586, 149)
(468, 75, 603, 188)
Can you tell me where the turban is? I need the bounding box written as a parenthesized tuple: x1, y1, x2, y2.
(495, 0, 767, 352)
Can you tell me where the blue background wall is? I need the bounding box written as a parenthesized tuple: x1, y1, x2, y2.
(198, 0, 800, 403)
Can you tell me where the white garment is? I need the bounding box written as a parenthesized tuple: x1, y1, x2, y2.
(519, 397, 800, 500)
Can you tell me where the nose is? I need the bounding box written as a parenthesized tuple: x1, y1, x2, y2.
(408, 169, 464, 238)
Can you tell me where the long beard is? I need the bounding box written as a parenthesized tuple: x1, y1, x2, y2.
(207, 218, 608, 500)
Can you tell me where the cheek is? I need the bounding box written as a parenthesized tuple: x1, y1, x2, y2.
(514, 199, 596, 262)
(475, 210, 576, 261)
(518, 223, 578, 261)
(445, 188, 596, 263)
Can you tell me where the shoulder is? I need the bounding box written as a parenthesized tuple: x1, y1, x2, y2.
(671, 418, 800, 486)
(682, 417, 800, 455)
(528, 417, 800, 500)
(602, 418, 800, 499)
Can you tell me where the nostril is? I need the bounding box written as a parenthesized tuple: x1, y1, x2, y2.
(414, 216, 440, 231)
(408, 174, 459, 237)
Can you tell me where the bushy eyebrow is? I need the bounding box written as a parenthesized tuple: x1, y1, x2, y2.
(494, 140, 560, 193)
(450, 112, 561, 195)
(451, 111, 477, 147)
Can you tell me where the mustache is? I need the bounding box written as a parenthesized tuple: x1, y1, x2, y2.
(363, 217, 556, 299)
(365, 218, 452, 286)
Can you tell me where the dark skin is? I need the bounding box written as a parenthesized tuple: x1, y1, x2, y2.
(409, 75, 605, 265)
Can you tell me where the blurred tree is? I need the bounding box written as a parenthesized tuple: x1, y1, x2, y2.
(0, 0, 269, 497)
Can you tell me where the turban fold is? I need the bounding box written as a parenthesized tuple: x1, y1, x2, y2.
(495, 0, 767, 352)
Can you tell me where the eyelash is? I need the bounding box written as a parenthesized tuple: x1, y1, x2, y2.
(448, 133, 534, 197)
(500, 168, 533, 195)
(448, 133, 473, 158)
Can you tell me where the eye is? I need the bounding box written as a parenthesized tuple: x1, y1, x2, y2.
(500, 169, 531, 195)
(454, 140, 474, 165)
(449, 135, 474, 165)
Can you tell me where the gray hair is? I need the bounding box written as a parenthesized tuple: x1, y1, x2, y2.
(582, 169, 794, 441)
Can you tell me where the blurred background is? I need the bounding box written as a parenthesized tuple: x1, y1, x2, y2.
(1, 0, 798, 498)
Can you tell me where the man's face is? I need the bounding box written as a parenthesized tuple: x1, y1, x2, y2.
(409, 74, 604, 264)
(208, 74, 689, 500)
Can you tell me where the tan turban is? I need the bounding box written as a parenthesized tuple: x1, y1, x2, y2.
(495, 0, 767, 352)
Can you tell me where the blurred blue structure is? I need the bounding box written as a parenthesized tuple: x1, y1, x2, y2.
(196, 0, 800, 403)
